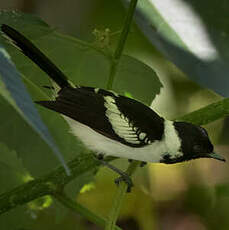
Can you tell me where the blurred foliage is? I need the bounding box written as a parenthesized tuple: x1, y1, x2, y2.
(0, 43, 70, 174)
(0, 0, 228, 230)
(132, 0, 229, 97)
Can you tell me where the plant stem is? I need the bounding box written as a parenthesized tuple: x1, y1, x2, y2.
(0, 153, 100, 215)
(0, 98, 228, 221)
(54, 192, 121, 230)
(176, 98, 229, 125)
(105, 1, 139, 229)
(106, 0, 138, 90)
(105, 161, 140, 230)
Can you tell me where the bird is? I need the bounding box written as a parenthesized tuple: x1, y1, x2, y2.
(1, 24, 225, 191)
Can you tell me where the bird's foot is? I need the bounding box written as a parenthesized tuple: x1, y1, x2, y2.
(114, 174, 133, 193)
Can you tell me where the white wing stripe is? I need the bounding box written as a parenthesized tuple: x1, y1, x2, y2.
(104, 96, 141, 144)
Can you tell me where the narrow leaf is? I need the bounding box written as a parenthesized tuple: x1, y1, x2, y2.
(0, 46, 70, 175)
(126, 0, 229, 96)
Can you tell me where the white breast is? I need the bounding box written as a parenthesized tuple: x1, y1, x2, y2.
(63, 116, 182, 163)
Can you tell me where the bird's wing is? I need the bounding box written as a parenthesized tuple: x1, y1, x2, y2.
(36, 87, 165, 147)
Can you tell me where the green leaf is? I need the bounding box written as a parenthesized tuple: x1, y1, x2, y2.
(0, 10, 162, 105)
(0, 206, 33, 230)
(65, 171, 96, 199)
(0, 143, 34, 230)
(215, 184, 229, 197)
(0, 10, 161, 178)
(0, 12, 89, 177)
(0, 46, 70, 175)
(0, 143, 29, 193)
(114, 55, 162, 105)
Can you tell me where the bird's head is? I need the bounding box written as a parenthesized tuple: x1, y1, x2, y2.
(161, 121, 225, 164)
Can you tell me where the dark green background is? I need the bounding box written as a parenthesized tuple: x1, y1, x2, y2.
(0, 1, 228, 230)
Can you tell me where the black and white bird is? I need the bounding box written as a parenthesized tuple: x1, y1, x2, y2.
(1, 24, 225, 190)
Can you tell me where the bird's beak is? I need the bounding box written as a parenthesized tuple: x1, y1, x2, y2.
(207, 152, 226, 162)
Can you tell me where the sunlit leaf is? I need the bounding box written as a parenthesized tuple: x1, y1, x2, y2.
(127, 0, 229, 96)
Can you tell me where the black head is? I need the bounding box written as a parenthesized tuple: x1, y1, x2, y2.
(162, 122, 225, 164)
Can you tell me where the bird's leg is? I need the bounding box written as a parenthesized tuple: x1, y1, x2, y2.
(99, 160, 133, 192)
(94, 154, 133, 192)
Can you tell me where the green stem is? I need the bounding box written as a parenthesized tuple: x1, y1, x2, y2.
(105, 1, 139, 229)
(176, 98, 229, 125)
(107, 61, 118, 90)
(0, 98, 228, 221)
(106, 0, 138, 90)
(54, 192, 121, 230)
(0, 153, 100, 215)
(105, 161, 140, 230)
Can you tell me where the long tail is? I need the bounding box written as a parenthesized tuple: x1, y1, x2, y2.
(1, 24, 71, 89)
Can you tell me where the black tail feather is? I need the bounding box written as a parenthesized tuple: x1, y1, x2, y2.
(1, 24, 70, 89)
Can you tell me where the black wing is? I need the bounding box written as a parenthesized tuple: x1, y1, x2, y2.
(37, 87, 164, 147)
(1, 25, 165, 146)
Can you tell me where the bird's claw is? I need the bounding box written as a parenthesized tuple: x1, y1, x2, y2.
(114, 175, 133, 192)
